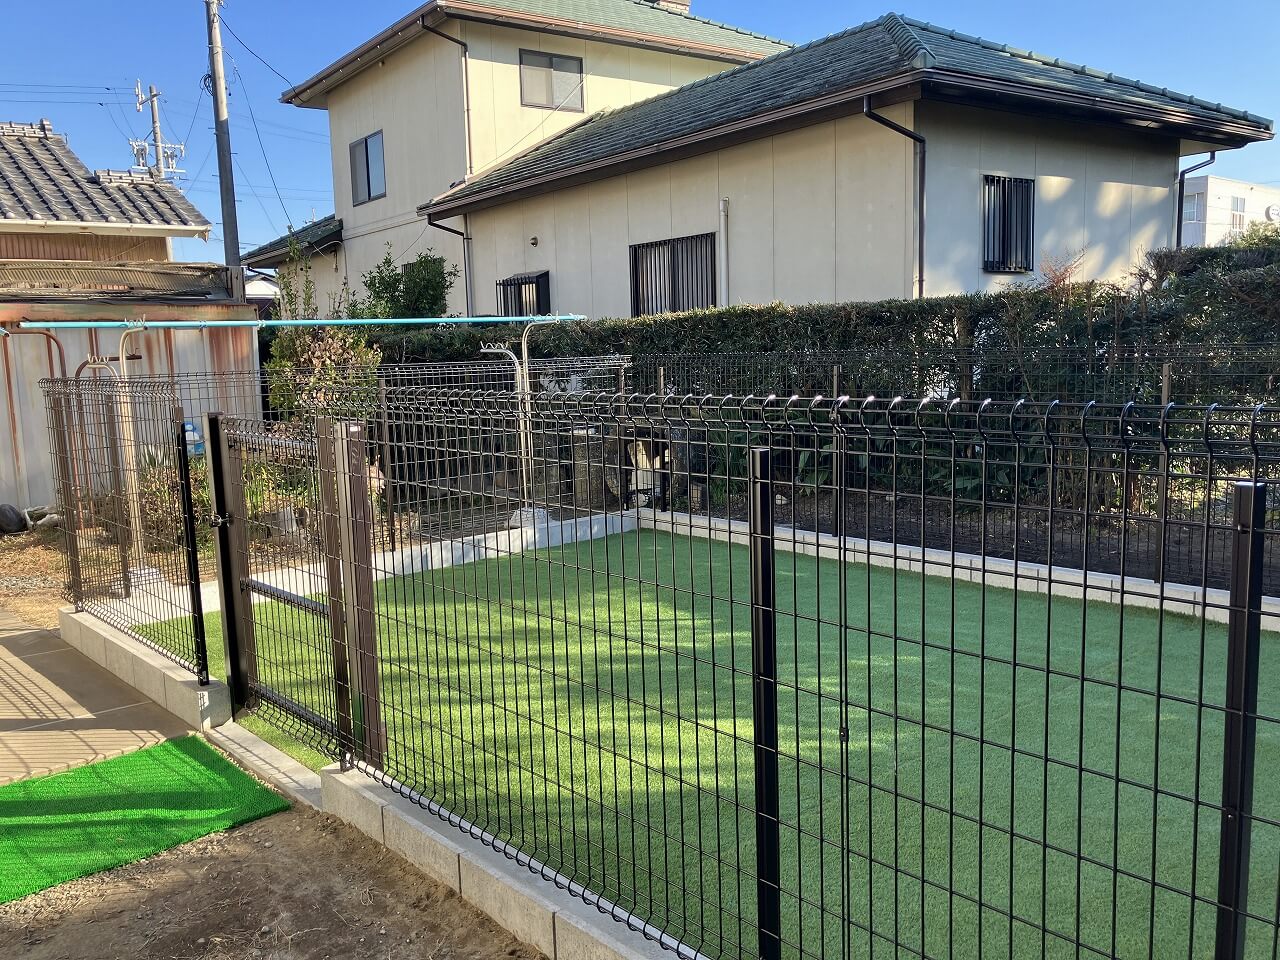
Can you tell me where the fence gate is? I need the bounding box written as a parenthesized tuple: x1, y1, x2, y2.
(206, 412, 384, 767)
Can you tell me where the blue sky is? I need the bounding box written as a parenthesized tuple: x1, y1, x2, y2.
(6, 1, 1277, 263)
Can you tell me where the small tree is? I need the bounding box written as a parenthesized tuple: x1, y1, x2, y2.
(267, 241, 381, 419)
(350, 244, 457, 319)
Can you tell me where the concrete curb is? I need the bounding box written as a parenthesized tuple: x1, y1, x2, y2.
(315, 764, 669, 960)
(206, 722, 322, 809)
(58, 607, 231, 730)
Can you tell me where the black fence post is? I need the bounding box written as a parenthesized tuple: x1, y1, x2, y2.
(377, 375, 397, 552)
(205, 412, 256, 715)
(749, 445, 782, 960)
(172, 405, 210, 685)
(1215, 480, 1268, 960)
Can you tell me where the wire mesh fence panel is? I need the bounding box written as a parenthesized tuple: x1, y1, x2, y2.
(42, 377, 209, 679)
(194, 387, 1280, 960)
(633, 345, 1280, 407)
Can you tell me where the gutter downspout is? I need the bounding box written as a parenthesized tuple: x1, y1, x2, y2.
(1176, 151, 1216, 249)
(423, 20, 473, 177)
(718, 198, 730, 307)
(430, 219, 475, 316)
(864, 98, 926, 300)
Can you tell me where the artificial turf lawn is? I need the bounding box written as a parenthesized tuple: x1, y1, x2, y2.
(0, 735, 288, 904)
(170, 530, 1280, 960)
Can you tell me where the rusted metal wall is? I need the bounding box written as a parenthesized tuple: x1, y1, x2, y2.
(0, 301, 260, 509)
(0, 233, 169, 261)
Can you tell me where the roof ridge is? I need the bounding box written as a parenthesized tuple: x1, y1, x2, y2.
(617, 0, 789, 48)
(898, 15, 1267, 125)
(879, 12, 936, 69)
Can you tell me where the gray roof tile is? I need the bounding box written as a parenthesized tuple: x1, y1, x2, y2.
(242, 214, 343, 267)
(0, 120, 210, 233)
(430, 12, 1273, 213)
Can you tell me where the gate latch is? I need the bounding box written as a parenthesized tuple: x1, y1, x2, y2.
(208, 512, 231, 529)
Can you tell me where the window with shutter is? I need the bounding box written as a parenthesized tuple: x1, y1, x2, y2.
(982, 175, 1035, 273)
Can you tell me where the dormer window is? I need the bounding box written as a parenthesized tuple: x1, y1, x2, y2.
(520, 51, 584, 112)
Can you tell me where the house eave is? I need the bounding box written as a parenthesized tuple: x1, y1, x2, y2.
(0, 219, 210, 239)
(424, 74, 927, 221)
(424, 68, 1273, 221)
(280, 1, 774, 109)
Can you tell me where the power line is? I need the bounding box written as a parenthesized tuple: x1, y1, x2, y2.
(231, 62, 292, 231)
(218, 15, 295, 89)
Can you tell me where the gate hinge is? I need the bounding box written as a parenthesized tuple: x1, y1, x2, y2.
(208, 512, 231, 529)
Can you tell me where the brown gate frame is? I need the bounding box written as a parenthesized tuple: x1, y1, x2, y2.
(206, 412, 382, 769)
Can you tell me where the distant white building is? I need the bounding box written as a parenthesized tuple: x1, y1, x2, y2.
(1180, 174, 1280, 246)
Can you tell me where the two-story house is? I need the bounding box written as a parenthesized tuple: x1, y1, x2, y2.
(243, 0, 788, 313)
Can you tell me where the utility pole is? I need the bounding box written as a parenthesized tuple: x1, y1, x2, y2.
(204, 0, 240, 266)
(132, 82, 185, 179)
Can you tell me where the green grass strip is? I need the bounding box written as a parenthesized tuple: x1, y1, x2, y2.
(0, 735, 288, 904)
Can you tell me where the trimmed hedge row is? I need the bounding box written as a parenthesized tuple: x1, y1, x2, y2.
(360, 239, 1280, 365)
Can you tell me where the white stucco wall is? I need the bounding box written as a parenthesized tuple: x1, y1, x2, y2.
(467, 103, 918, 318)
(918, 102, 1180, 292)
(1181, 174, 1280, 247)
(320, 21, 737, 314)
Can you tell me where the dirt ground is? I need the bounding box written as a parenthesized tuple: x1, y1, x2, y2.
(0, 807, 544, 960)
(0, 528, 66, 630)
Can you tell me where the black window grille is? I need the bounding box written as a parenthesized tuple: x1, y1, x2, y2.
(629, 233, 716, 318)
(519, 50, 584, 112)
(982, 175, 1034, 273)
(497, 271, 550, 317)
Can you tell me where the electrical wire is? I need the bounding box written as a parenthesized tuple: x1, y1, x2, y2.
(219, 15, 295, 89)
(230, 62, 292, 231)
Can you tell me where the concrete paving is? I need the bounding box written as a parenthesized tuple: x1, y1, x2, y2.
(0, 609, 190, 785)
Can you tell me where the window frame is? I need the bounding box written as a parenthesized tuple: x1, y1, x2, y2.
(1231, 195, 1247, 232)
(1183, 192, 1204, 223)
(496, 270, 551, 317)
(982, 174, 1035, 274)
(519, 49, 585, 113)
(349, 130, 386, 207)
(629, 232, 717, 318)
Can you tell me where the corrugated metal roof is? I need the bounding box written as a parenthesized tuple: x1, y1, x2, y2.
(0, 260, 234, 301)
(428, 12, 1274, 216)
(0, 120, 211, 235)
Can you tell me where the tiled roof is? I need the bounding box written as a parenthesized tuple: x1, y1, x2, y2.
(282, 0, 789, 105)
(0, 120, 210, 235)
(452, 0, 788, 58)
(241, 214, 344, 268)
(429, 12, 1273, 214)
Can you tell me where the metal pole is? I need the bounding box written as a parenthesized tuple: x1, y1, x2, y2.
(749, 446, 781, 960)
(657, 365, 665, 396)
(1215, 480, 1267, 960)
(205, 413, 256, 713)
(50, 393, 83, 602)
(334, 420, 384, 768)
(317, 417, 355, 766)
(173, 405, 210, 684)
(1154, 364, 1172, 582)
(204, 0, 240, 267)
(377, 376, 397, 552)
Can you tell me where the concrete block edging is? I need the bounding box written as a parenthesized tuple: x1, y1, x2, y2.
(57, 607, 230, 730)
(319, 765, 678, 960)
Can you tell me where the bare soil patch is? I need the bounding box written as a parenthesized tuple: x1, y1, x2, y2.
(0, 806, 543, 960)
(0, 528, 66, 629)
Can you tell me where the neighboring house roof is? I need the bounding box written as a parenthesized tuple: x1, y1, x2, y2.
(281, 0, 790, 107)
(426, 12, 1275, 219)
(0, 260, 239, 302)
(241, 215, 344, 268)
(0, 120, 211, 237)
